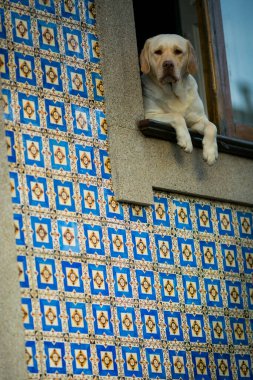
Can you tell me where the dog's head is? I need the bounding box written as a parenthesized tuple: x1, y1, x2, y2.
(140, 34, 197, 84)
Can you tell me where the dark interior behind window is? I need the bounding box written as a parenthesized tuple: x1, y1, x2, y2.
(132, 0, 182, 55)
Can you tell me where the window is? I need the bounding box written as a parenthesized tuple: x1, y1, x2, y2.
(197, 0, 253, 141)
(133, 0, 253, 144)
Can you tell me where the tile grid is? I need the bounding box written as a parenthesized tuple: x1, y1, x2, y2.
(1, 0, 253, 379)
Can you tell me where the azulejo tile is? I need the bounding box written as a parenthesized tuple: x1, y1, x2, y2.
(131, 230, 152, 262)
(5, 130, 16, 163)
(136, 270, 156, 301)
(91, 71, 104, 101)
(34, 0, 55, 14)
(11, 11, 33, 47)
(0, 8, 6, 40)
(40, 299, 62, 332)
(13, 213, 25, 246)
(121, 346, 143, 378)
(178, 237, 196, 267)
(41, 58, 63, 92)
(17, 255, 29, 288)
(0, 48, 9, 80)
(145, 348, 166, 379)
(153, 195, 170, 226)
(141, 308, 161, 340)
(25, 341, 38, 374)
(173, 200, 192, 230)
(159, 273, 179, 303)
(214, 353, 232, 379)
(61, 260, 84, 292)
(216, 207, 235, 236)
(62, 26, 84, 59)
(72, 104, 92, 137)
(61, 0, 80, 21)
(70, 342, 93, 375)
(117, 306, 138, 338)
(96, 344, 118, 377)
(26, 175, 49, 208)
(35, 257, 57, 290)
(154, 234, 174, 265)
(21, 297, 34, 330)
(237, 211, 253, 239)
(66, 301, 88, 334)
(84, 223, 104, 256)
(54, 179, 76, 212)
(2, 89, 13, 121)
(112, 266, 133, 298)
(221, 243, 239, 273)
(230, 317, 248, 346)
(76, 144, 96, 176)
(23, 133, 44, 167)
(182, 275, 201, 305)
(164, 311, 184, 341)
(66, 65, 88, 98)
(108, 227, 128, 259)
(191, 351, 211, 379)
(58, 221, 80, 253)
(235, 354, 252, 380)
(37, 19, 59, 53)
(92, 303, 114, 336)
(242, 246, 253, 274)
(44, 341, 66, 374)
(195, 203, 213, 233)
(186, 313, 206, 343)
(209, 315, 228, 344)
(15, 52, 36, 86)
(87, 32, 100, 63)
(19, 92, 40, 126)
(49, 139, 71, 171)
(169, 350, 189, 380)
(88, 263, 109, 296)
(204, 278, 223, 307)
(9, 171, 21, 204)
(199, 240, 218, 270)
(31, 216, 53, 249)
(44, 98, 67, 131)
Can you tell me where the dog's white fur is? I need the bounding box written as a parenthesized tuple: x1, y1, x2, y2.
(140, 34, 218, 165)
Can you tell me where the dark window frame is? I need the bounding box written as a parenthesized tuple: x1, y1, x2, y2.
(197, 0, 253, 142)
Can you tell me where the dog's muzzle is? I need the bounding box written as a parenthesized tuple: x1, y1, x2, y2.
(160, 60, 178, 84)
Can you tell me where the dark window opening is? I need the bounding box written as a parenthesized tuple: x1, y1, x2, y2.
(132, 0, 182, 56)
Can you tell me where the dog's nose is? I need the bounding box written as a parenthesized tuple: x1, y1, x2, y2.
(163, 60, 174, 70)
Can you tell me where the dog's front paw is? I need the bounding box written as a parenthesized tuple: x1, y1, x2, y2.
(177, 135, 193, 153)
(203, 141, 218, 165)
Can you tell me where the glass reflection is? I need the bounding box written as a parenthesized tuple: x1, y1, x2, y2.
(221, 0, 253, 126)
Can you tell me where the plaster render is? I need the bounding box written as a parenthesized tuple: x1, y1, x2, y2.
(0, 100, 27, 378)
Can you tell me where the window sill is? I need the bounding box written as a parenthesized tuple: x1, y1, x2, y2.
(138, 119, 253, 160)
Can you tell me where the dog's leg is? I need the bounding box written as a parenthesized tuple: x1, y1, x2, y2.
(191, 120, 218, 165)
(146, 113, 193, 153)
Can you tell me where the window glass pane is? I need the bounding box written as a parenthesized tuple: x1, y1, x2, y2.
(221, 0, 253, 126)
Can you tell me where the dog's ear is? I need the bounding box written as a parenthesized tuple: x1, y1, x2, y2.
(186, 40, 198, 75)
(140, 39, 151, 74)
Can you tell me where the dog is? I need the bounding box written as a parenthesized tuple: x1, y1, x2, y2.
(140, 34, 218, 165)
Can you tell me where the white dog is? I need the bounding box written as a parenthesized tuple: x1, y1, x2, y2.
(140, 34, 218, 165)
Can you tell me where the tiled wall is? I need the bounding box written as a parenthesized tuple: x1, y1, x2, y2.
(1, 0, 253, 379)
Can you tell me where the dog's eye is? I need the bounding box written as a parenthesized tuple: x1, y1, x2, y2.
(154, 49, 162, 55)
(174, 49, 183, 55)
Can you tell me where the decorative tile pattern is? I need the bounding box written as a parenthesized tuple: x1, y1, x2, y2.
(1, 0, 253, 379)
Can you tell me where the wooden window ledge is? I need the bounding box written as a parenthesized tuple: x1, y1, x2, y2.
(138, 120, 253, 160)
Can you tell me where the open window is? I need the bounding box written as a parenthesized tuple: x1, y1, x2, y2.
(96, 0, 253, 206)
(133, 0, 253, 155)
